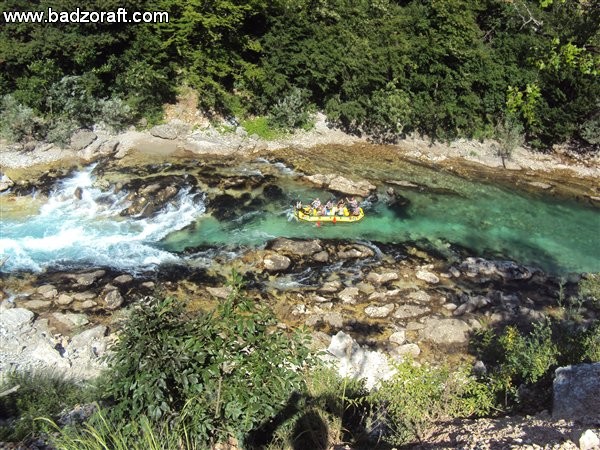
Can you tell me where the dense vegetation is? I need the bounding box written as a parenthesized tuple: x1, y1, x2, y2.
(0, 0, 598, 147)
(1, 273, 598, 448)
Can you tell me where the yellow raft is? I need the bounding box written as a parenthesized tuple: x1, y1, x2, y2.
(294, 207, 365, 223)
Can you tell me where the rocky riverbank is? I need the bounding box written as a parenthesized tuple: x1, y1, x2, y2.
(1, 115, 599, 448)
(1, 113, 598, 203)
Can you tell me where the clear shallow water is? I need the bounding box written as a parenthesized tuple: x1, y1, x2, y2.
(1, 162, 599, 275)
(163, 175, 600, 275)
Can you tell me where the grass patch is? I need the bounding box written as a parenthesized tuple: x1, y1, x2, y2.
(0, 370, 94, 442)
(241, 116, 287, 140)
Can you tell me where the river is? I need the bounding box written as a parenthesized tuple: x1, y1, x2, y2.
(1, 149, 599, 276)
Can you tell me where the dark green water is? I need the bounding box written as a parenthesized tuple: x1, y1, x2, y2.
(162, 161, 600, 275)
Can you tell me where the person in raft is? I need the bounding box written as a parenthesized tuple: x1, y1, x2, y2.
(346, 196, 360, 216)
(324, 200, 334, 215)
(311, 197, 322, 215)
(336, 199, 347, 216)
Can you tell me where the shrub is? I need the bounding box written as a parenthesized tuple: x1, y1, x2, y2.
(0, 95, 46, 142)
(97, 97, 132, 132)
(45, 118, 79, 146)
(364, 82, 412, 142)
(241, 116, 285, 140)
(581, 323, 600, 362)
(472, 320, 560, 409)
(102, 271, 312, 447)
(371, 360, 495, 445)
(49, 75, 101, 128)
(268, 87, 314, 131)
(579, 273, 600, 306)
(0, 370, 92, 442)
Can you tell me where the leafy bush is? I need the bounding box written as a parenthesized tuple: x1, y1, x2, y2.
(364, 82, 412, 142)
(0, 95, 46, 142)
(371, 360, 495, 445)
(97, 97, 133, 132)
(579, 273, 600, 306)
(49, 75, 102, 128)
(241, 116, 285, 140)
(0, 370, 92, 442)
(268, 87, 314, 131)
(581, 323, 600, 362)
(473, 320, 561, 409)
(45, 118, 79, 147)
(102, 271, 312, 447)
(494, 115, 525, 168)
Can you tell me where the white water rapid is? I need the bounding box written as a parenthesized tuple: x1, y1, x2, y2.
(0, 166, 206, 272)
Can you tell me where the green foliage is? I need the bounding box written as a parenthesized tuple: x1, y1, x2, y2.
(1, 0, 597, 146)
(0, 370, 92, 442)
(580, 110, 600, 146)
(268, 87, 314, 131)
(364, 82, 411, 142)
(579, 273, 600, 306)
(472, 319, 563, 409)
(372, 360, 495, 445)
(494, 115, 525, 167)
(102, 271, 311, 446)
(241, 116, 285, 140)
(580, 323, 600, 362)
(0, 95, 46, 142)
(46, 409, 195, 450)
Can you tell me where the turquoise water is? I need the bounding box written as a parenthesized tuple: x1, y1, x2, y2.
(163, 177, 600, 275)
(2, 162, 599, 275)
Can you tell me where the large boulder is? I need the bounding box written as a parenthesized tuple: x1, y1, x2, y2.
(337, 244, 375, 259)
(268, 238, 323, 257)
(304, 173, 376, 197)
(0, 308, 34, 333)
(0, 173, 14, 192)
(263, 253, 291, 272)
(149, 119, 190, 140)
(419, 317, 471, 345)
(460, 257, 533, 282)
(325, 331, 395, 390)
(70, 130, 97, 150)
(553, 362, 600, 421)
(79, 138, 120, 161)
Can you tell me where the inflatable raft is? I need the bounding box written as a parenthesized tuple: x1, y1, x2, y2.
(294, 207, 364, 223)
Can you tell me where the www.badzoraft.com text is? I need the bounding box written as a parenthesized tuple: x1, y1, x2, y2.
(2, 8, 169, 24)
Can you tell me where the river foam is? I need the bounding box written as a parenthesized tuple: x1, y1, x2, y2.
(1, 166, 206, 273)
